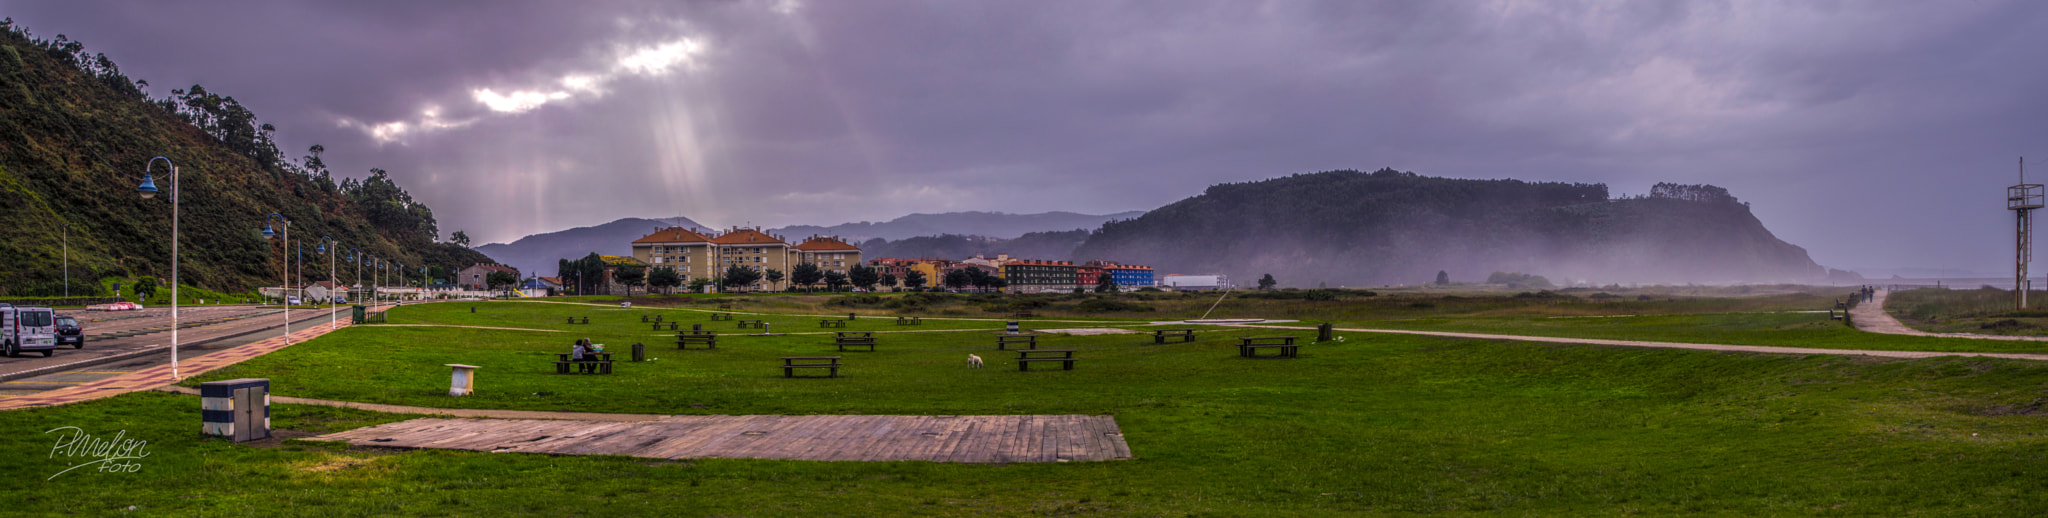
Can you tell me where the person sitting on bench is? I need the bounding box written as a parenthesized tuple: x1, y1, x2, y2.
(572, 338, 593, 361)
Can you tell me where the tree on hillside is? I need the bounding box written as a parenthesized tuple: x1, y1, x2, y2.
(616, 265, 647, 297)
(1095, 273, 1119, 293)
(647, 267, 681, 295)
(823, 271, 849, 292)
(849, 265, 879, 291)
(903, 270, 927, 291)
(486, 271, 518, 298)
(722, 265, 762, 292)
(764, 269, 785, 289)
(1257, 274, 1277, 290)
(451, 231, 471, 248)
(134, 277, 158, 302)
(791, 263, 824, 292)
(1435, 270, 1450, 286)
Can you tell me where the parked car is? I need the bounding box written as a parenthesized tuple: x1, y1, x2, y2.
(0, 303, 59, 357)
(54, 315, 83, 349)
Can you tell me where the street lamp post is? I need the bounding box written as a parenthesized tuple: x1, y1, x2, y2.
(262, 213, 291, 345)
(134, 157, 181, 380)
(319, 236, 336, 330)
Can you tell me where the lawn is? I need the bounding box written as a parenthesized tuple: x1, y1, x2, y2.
(4, 299, 2045, 515)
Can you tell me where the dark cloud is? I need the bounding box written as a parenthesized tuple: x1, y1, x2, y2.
(7, 0, 2048, 274)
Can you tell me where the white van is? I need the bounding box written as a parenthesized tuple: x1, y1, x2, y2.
(0, 304, 59, 357)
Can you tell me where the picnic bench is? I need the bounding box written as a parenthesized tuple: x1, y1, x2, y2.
(896, 316, 922, 326)
(997, 334, 1039, 350)
(676, 331, 717, 350)
(1013, 310, 1036, 318)
(834, 332, 877, 352)
(1237, 336, 1300, 359)
(710, 312, 734, 321)
(566, 316, 590, 325)
(651, 322, 678, 331)
(641, 314, 663, 323)
(1152, 328, 1195, 344)
(718, 303, 734, 310)
(819, 319, 846, 328)
(737, 319, 767, 330)
(1016, 349, 1078, 371)
(553, 352, 614, 374)
(781, 356, 842, 378)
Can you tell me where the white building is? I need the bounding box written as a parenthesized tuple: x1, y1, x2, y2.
(1162, 274, 1231, 291)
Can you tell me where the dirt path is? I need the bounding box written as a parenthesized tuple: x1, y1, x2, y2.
(1852, 289, 2048, 342)
(1238, 324, 2048, 361)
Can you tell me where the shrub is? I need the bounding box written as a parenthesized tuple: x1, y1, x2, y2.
(824, 295, 883, 307)
(1075, 298, 1154, 313)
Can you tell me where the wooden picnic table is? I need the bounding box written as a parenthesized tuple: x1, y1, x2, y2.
(553, 352, 614, 374)
(819, 319, 847, 328)
(566, 316, 589, 324)
(1016, 349, 1078, 371)
(834, 331, 876, 352)
(1152, 328, 1195, 344)
(651, 322, 679, 331)
(1237, 336, 1300, 359)
(710, 312, 734, 321)
(676, 332, 717, 350)
(997, 334, 1040, 350)
(737, 319, 767, 329)
(781, 356, 842, 378)
(895, 316, 922, 326)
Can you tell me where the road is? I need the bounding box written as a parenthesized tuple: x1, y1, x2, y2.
(0, 305, 349, 398)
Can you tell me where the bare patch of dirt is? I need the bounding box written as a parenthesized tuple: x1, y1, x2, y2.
(1975, 401, 2046, 417)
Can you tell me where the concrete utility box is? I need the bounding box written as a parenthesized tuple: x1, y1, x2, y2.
(446, 364, 480, 396)
(201, 378, 270, 442)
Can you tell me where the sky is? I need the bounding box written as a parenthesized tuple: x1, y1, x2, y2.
(6, 0, 2048, 275)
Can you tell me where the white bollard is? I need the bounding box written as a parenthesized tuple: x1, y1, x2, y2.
(446, 364, 480, 396)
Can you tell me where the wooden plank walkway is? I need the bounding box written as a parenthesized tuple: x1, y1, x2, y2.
(314, 414, 1133, 463)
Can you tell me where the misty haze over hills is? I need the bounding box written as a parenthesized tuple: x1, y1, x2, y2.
(1070, 169, 1827, 287)
(475, 212, 1138, 277)
(772, 211, 1143, 242)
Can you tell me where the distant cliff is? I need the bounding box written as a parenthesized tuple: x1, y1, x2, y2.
(1070, 169, 1824, 286)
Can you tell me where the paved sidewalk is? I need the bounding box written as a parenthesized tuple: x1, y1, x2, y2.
(1239, 324, 2048, 361)
(1850, 289, 2048, 342)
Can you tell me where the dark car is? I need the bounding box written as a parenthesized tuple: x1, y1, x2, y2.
(54, 315, 83, 349)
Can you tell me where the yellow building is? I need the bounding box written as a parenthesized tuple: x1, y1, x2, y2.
(790, 236, 863, 278)
(630, 227, 716, 284)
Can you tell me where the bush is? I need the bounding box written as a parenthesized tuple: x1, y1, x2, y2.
(1513, 290, 1570, 299)
(1487, 272, 1554, 289)
(1074, 298, 1154, 313)
(824, 295, 883, 307)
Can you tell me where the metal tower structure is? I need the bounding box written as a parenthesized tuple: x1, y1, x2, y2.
(2011, 157, 2042, 309)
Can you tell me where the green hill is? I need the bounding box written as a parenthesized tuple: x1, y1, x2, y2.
(1071, 169, 1825, 287)
(0, 20, 487, 296)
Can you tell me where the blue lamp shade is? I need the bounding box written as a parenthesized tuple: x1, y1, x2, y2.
(261, 223, 276, 238)
(317, 243, 327, 253)
(137, 174, 159, 199)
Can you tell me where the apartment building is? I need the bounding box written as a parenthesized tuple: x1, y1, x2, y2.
(630, 227, 716, 283)
(1001, 260, 1078, 293)
(791, 236, 863, 278)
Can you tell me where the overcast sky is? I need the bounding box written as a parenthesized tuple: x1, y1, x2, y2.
(8, 1, 2048, 275)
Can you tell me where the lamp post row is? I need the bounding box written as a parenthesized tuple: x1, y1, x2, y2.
(138, 157, 434, 381)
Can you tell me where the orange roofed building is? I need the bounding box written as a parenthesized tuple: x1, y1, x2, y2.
(630, 226, 864, 292)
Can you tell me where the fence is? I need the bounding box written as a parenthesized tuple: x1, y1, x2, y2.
(0, 297, 123, 307)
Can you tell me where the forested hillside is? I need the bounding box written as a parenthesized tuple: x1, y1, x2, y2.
(0, 20, 486, 295)
(1071, 169, 1824, 286)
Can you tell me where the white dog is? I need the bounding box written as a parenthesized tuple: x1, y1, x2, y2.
(967, 354, 984, 368)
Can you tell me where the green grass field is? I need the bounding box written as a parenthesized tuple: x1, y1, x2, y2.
(4, 298, 2046, 515)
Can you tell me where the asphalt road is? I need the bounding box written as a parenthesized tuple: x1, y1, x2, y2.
(0, 305, 348, 397)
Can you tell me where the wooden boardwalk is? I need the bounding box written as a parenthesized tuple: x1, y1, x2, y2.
(314, 414, 1133, 463)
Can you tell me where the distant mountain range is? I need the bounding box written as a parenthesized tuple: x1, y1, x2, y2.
(474, 211, 1138, 277)
(772, 210, 1143, 241)
(474, 217, 707, 277)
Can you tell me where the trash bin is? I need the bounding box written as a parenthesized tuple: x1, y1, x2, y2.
(1318, 323, 1333, 342)
(632, 343, 646, 362)
(201, 378, 270, 442)
(351, 305, 367, 324)
(849, 312, 857, 321)
(446, 364, 480, 396)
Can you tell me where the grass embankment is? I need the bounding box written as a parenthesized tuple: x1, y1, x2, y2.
(1297, 312, 2048, 354)
(0, 301, 2038, 514)
(1890, 287, 2048, 337)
